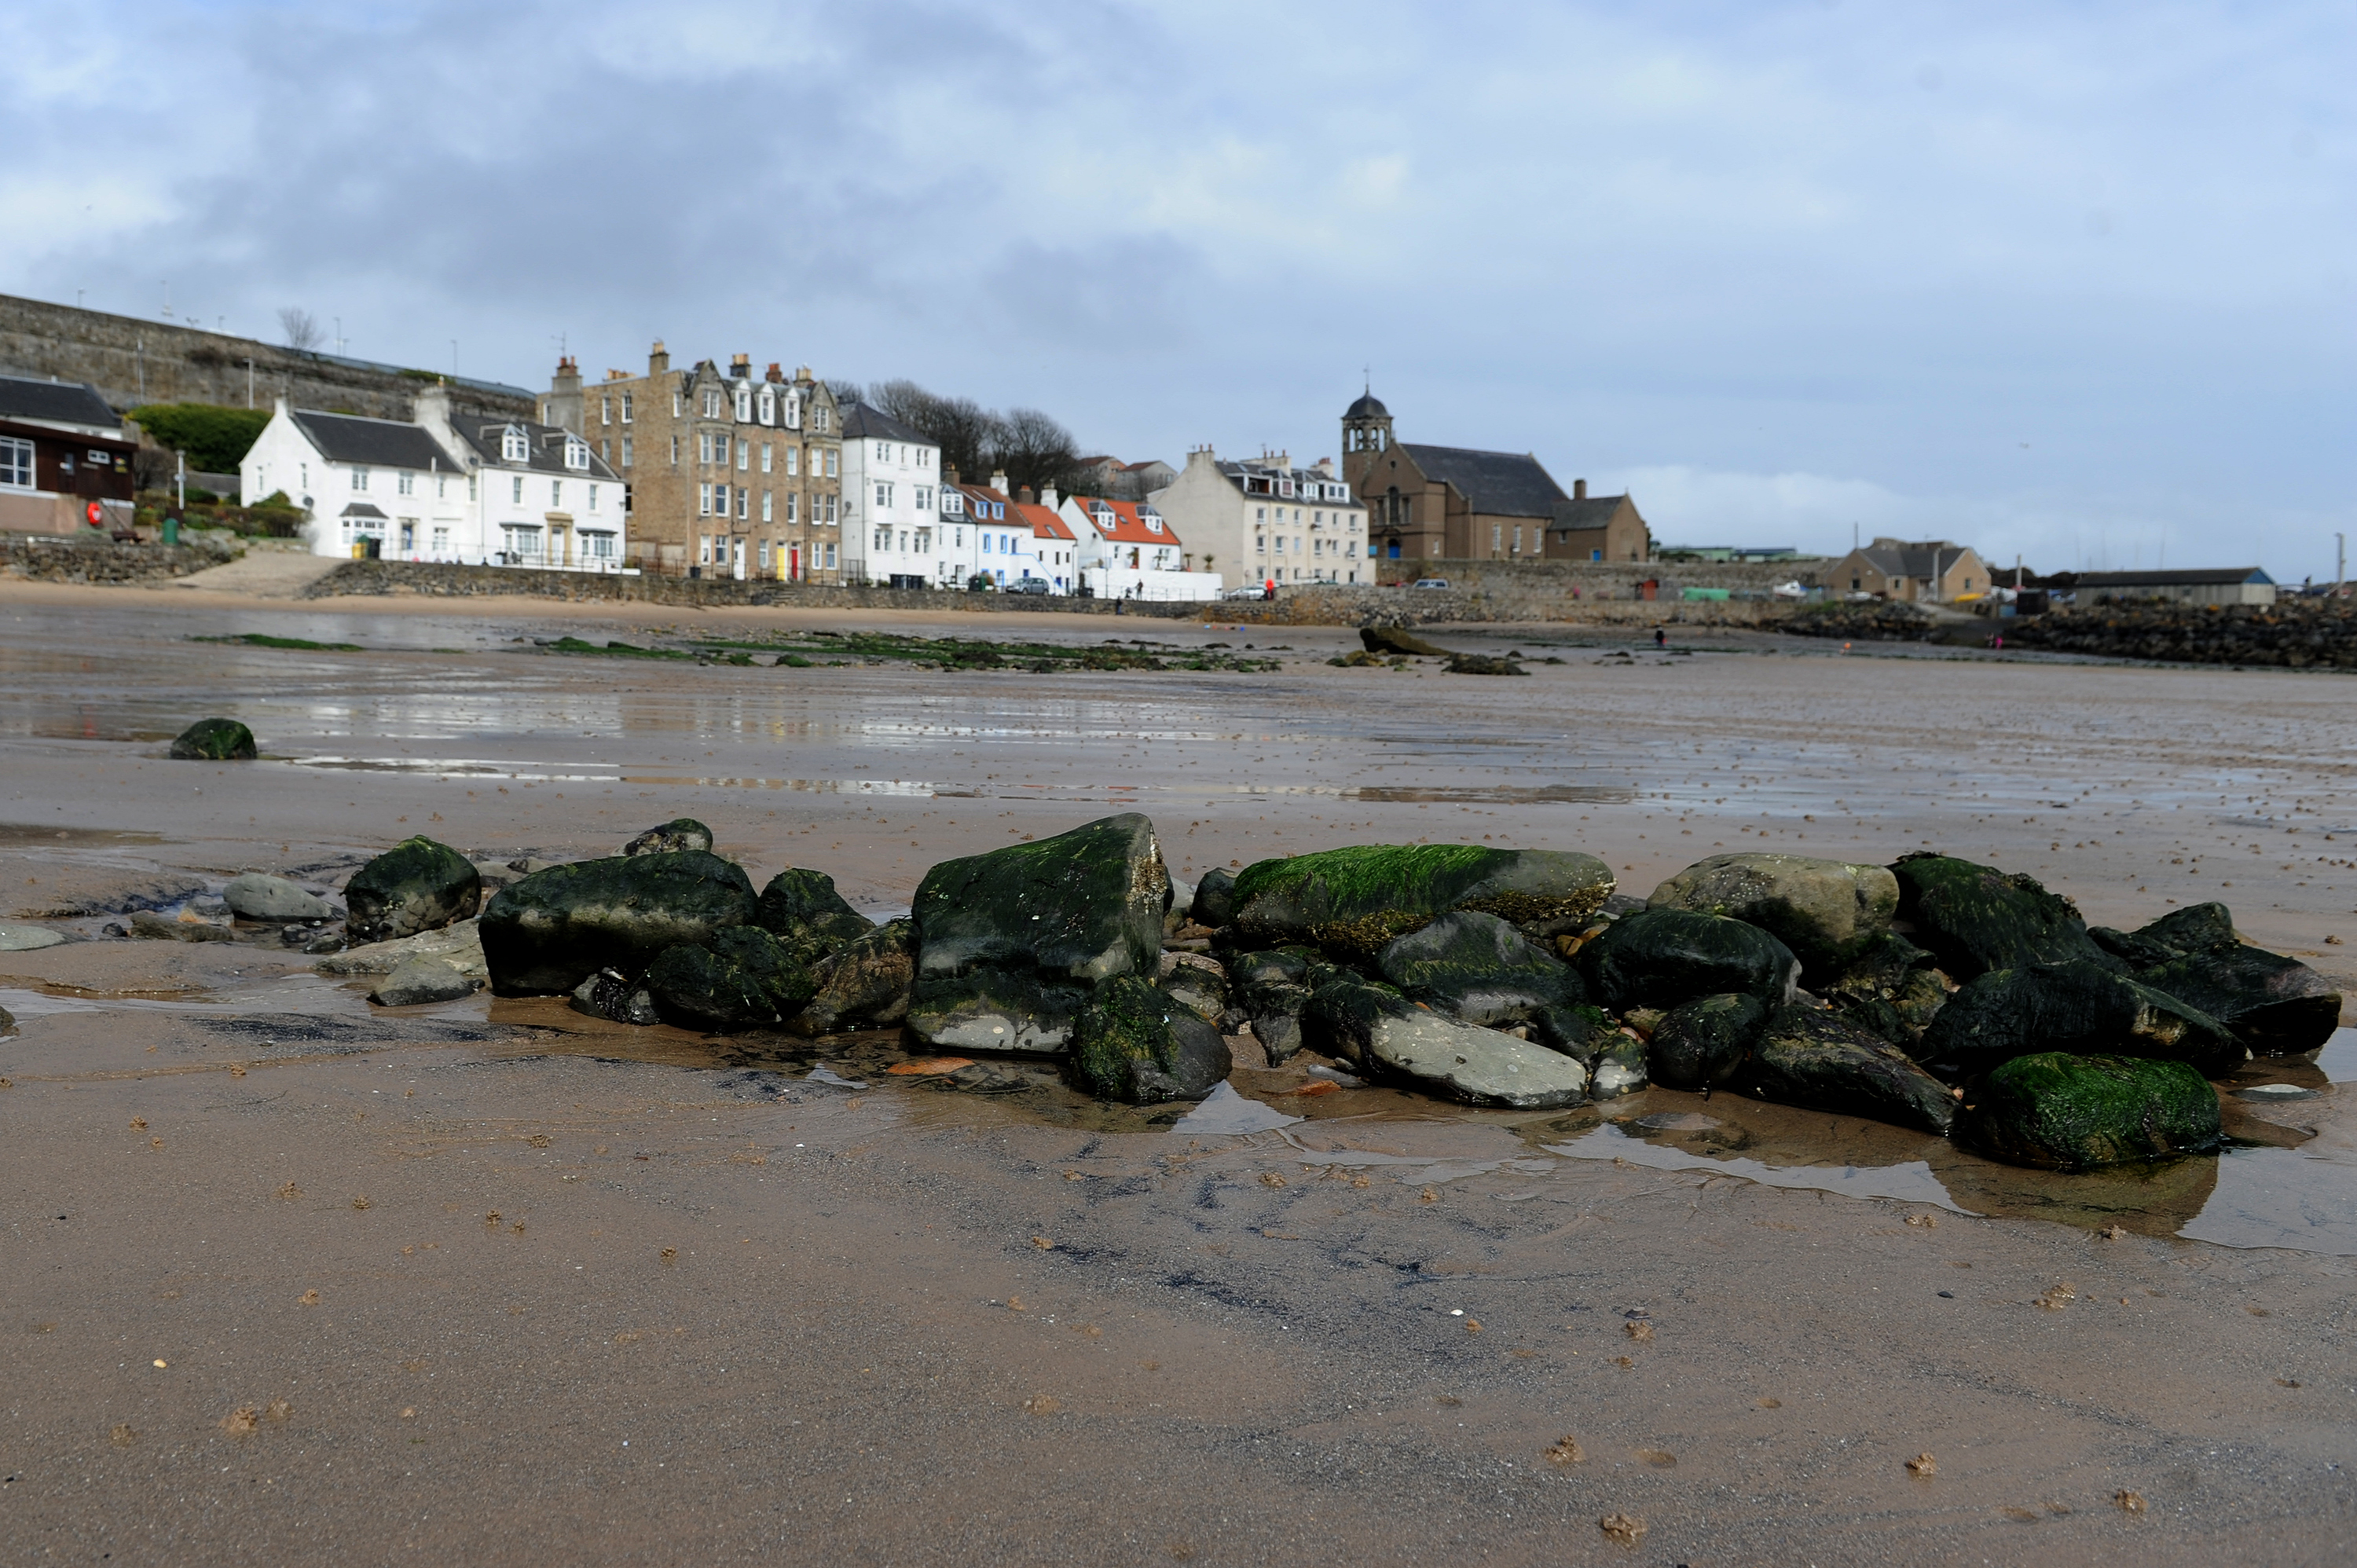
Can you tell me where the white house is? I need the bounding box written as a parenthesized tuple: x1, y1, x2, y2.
(240, 385, 626, 566)
(1056, 493, 1222, 601)
(1147, 447, 1365, 591)
(948, 475, 1080, 592)
(840, 403, 944, 587)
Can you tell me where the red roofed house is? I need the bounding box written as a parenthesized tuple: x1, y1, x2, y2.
(1057, 493, 1221, 601)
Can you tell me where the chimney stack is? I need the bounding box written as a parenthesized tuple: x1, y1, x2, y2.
(1017, 486, 1036, 506)
(1574, 478, 1588, 500)
(648, 340, 670, 376)
(766, 362, 783, 382)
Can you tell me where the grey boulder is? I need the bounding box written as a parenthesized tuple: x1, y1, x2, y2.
(344, 837, 482, 945)
(1648, 852, 1898, 976)
(370, 955, 482, 1007)
(223, 872, 331, 922)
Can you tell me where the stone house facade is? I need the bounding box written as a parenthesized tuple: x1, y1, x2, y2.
(1824, 537, 1990, 602)
(546, 346, 843, 580)
(1146, 447, 1365, 590)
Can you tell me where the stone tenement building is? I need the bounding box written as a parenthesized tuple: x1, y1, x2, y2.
(0, 290, 533, 423)
(1340, 391, 1651, 566)
(543, 346, 844, 580)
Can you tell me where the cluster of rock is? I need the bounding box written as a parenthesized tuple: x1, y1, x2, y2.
(2001, 600, 2357, 669)
(321, 811, 2337, 1176)
(1784, 603, 1937, 643)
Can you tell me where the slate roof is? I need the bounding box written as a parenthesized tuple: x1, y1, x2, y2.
(445, 416, 620, 479)
(954, 482, 1011, 522)
(1345, 391, 1389, 419)
(1853, 540, 1978, 579)
(1398, 443, 1567, 519)
(2075, 567, 2272, 588)
(1551, 494, 1633, 530)
(339, 501, 390, 519)
(291, 410, 462, 473)
(1215, 460, 1358, 504)
(0, 374, 120, 434)
(838, 402, 932, 446)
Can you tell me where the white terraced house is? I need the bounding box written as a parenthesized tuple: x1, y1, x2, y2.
(839, 402, 944, 587)
(240, 384, 626, 566)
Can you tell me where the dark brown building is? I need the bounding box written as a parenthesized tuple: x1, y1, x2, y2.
(0, 372, 134, 534)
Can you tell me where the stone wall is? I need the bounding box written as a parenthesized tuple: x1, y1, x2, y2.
(1370, 557, 1825, 595)
(0, 291, 534, 422)
(1, 534, 230, 584)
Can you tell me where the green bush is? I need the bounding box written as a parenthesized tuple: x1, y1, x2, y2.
(125, 403, 272, 471)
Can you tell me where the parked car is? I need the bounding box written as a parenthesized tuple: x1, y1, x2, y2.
(1007, 575, 1051, 595)
(1411, 577, 1450, 589)
(1222, 584, 1270, 600)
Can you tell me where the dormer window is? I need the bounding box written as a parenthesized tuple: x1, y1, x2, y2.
(1277, 478, 1296, 498)
(703, 390, 722, 419)
(735, 390, 751, 423)
(757, 388, 775, 426)
(500, 427, 528, 463)
(783, 394, 801, 430)
(1143, 510, 1164, 534)
(564, 438, 590, 471)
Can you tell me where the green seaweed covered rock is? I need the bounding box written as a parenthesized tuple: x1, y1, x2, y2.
(907, 814, 1171, 1053)
(1956, 1053, 2223, 1171)
(1578, 908, 1799, 1013)
(1069, 974, 1232, 1104)
(1889, 854, 2111, 981)
(754, 867, 876, 965)
(1916, 959, 2244, 1079)
(645, 927, 818, 1032)
(1647, 992, 1767, 1091)
(624, 818, 714, 856)
(1228, 844, 1615, 958)
(1647, 852, 1899, 977)
(481, 851, 757, 995)
(793, 919, 914, 1035)
(344, 836, 482, 946)
(1731, 1004, 1959, 1134)
(169, 716, 257, 760)
(2091, 903, 2341, 1057)
(1375, 910, 1594, 1053)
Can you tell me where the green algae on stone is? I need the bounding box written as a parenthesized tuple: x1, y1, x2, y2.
(168, 716, 257, 760)
(1578, 908, 1799, 1012)
(914, 813, 1169, 985)
(794, 919, 913, 1035)
(1069, 973, 1231, 1104)
(1647, 852, 1899, 976)
(1374, 910, 1593, 1052)
(645, 926, 817, 1032)
(1646, 992, 1766, 1091)
(1889, 854, 2110, 981)
(1956, 1053, 2222, 1171)
(344, 836, 481, 946)
(1228, 844, 1614, 958)
(481, 851, 757, 996)
(1917, 959, 2244, 1079)
(1732, 1004, 1959, 1134)
(755, 867, 876, 965)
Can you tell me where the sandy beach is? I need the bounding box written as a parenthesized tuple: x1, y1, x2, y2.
(2, 581, 2352, 1565)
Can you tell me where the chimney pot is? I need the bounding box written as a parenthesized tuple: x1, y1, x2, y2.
(1574, 478, 1587, 500)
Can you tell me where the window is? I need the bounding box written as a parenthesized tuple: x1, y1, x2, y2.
(826, 544, 837, 569)
(586, 530, 615, 560)
(1491, 523, 1502, 551)
(915, 486, 931, 511)
(600, 396, 612, 427)
(786, 446, 798, 477)
(699, 536, 713, 565)
(0, 436, 31, 489)
(823, 494, 838, 523)
(981, 533, 992, 555)
(761, 491, 772, 522)
(874, 441, 889, 462)
(736, 487, 749, 520)
(815, 406, 830, 433)
(551, 480, 563, 509)
(874, 527, 892, 552)
(737, 441, 749, 471)
(735, 390, 750, 422)
(697, 432, 713, 464)
(699, 483, 713, 517)
(703, 390, 722, 419)
(620, 436, 632, 467)
(672, 391, 682, 418)
(1255, 506, 1265, 523)
(717, 483, 731, 515)
(300, 463, 309, 489)
(351, 466, 368, 491)
(716, 434, 729, 466)
(588, 483, 599, 511)
(1255, 535, 1266, 553)
(565, 438, 589, 471)
(621, 392, 633, 424)
(786, 494, 798, 524)
(758, 388, 774, 426)
(435, 474, 446, 499)
(397, 471, 414, 496)
(511, 475, 525, 504)
(431, 526, 449, 554)
(468, 474, 478, 501)
(669, 435, 680, 467)
(875, 482, 893, 509)
(502, 428, 528, 462)
(825, 449, 838, 478)
(761, 442, 772, 474)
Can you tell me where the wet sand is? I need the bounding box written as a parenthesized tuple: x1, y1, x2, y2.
(2, 583, 2354, 1565)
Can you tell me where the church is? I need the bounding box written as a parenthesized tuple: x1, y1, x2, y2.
(1341, 392, 1651, 566)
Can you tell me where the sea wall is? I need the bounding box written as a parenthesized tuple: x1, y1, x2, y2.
(2001, 600, 2357, 669)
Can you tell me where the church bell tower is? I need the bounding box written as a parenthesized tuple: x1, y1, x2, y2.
(1340, 387, 1392, 493)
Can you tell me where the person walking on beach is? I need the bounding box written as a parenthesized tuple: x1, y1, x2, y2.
(1654, 627, 1666, 650)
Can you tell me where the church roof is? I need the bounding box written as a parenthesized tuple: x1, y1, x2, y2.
(1552, 494, 1633, 530)
(1398, 442, 1568, 519)
(1344, 391, 1388, 419)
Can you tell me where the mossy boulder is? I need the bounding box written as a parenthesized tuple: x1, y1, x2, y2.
(2091, 903, 2341, 1057)
(1375, 910, 1593, 1052)
(1228, 844, 1615, 958)
(344, 837, 481, 946)
(1578, 908, 1799, 1013)
(794, 919, 913, 1035)
(1069, 974, 1232, 1104)
(754, 867, 876, 965)
(1889, 854, 2111, 981)
(169, 717, 256, 760)
(1648, 852, 1898, 976)
(1648, 993, 1767, 1091)
(909, 814, 1171, 1053)
(480, 851, 757, 995)
(1916, 959, 2244, 1079)
(1820, 932, 1950, 1046)
(1956, 1053, 2223, 1171)
(1226, 946, 1330, 1064)
(625, 817, 714, 855)
(1731, 1005, 1959, 1134)
(645, 927, 817, 1032)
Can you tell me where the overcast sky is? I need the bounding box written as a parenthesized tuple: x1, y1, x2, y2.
(5, 2, 2349, 574)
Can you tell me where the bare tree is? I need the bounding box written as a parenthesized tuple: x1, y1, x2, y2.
(825, 379, 864, 408)
(872, 379, 1000, 482)
(988, 406, 1083, 499)
(278, 308, 322, 352)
